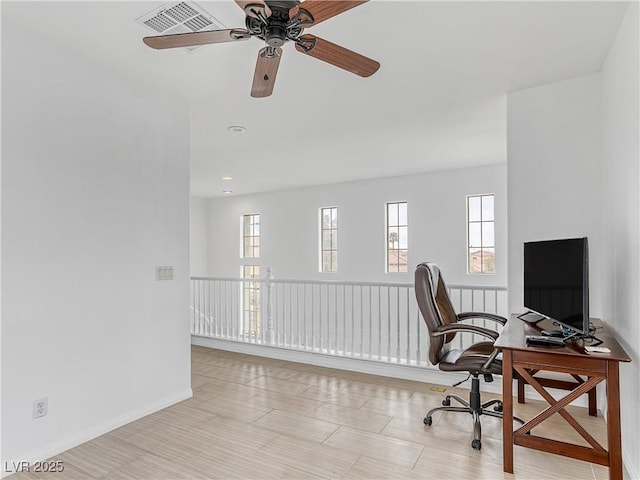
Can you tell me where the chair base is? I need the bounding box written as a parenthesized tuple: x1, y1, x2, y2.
(423, 376, 524, 450)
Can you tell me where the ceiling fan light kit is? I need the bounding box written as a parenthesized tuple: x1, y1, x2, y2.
(143, 0, 380, 97)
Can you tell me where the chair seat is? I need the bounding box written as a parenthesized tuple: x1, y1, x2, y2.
(439, 341, 503, 375)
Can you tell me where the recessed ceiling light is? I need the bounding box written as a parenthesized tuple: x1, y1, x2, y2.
(223, 190, 233, 194)
(227, 125, 246, 133)
(222, 176, 233, 181)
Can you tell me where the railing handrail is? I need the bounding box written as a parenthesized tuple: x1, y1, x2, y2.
(190, 276, 506, 291)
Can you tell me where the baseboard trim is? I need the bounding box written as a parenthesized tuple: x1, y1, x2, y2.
(192, 335, 470, 387)
(192, 336, 591, 406)
(623, 452, 639, 480)
(1, 388, 193, 478)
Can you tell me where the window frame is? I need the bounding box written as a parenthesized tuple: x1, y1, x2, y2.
(242, 213, 260, 259)
(319, 206, 338, 273)
(385, 201, 408, 273)
(466, 193, 495, 275)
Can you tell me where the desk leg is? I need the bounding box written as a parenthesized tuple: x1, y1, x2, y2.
(502, 349, 514, 474)
(588, 381, 597, 417)
(606, 361, 622, 480)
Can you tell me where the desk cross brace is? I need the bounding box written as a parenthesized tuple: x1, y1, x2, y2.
(515, 367, 607, 457)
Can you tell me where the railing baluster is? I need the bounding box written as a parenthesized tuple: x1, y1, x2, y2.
(396, 286, 400, 363)
(193, 279, 198, 335)
(406, 287, 410, 365)
(218, 280, 222, 338)
(280, 283, 284, 346)
(311, 284, 315, 351)
(359, 285, 363, 358)
(342, 284, 346, 356)
(318, 284, 322, 352)
(482, 289, 487, 331)
(213, 280, 217, 336)
(320, 284, 324, 352)
(333, 283, 338, 355)
(387, 287, 391, 362)
(222, 280, 227, 339)
(367, 285, 372, 359)
(191, 279, 195, 334)
(326, 284, 330, 354)
(231, 280, 235, 340)
(212, 280, 216, 337)
(296, 283, 301, 350)
(416, 304, 421, 366)
(352, 285, 356, 357)
(378, 286, 382, 361)
(289, 282, 293, 347)
(303, 284, 308, 349)
(198, 279, 203, 336)
(201, 279, 206, 336)
(199, 279, 202, 335)
(205, 279, 209, 336)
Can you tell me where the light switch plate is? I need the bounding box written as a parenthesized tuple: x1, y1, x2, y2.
(156, 266, 174, 280)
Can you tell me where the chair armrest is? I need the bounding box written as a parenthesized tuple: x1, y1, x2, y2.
(432, 323, 499, 342)
(458, 311, 508, 326)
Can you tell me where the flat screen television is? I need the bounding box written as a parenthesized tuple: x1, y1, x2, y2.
(523, 237, 590, 336)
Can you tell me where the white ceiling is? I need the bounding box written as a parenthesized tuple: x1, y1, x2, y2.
(3, 1, 629, 197)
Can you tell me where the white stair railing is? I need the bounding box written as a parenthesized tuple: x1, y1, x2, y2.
(190, 271, 508, 367)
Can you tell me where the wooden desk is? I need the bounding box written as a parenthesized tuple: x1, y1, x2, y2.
(495, 315, 631, 480)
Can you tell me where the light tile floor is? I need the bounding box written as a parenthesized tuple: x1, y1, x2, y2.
(10, 346, 630, 479)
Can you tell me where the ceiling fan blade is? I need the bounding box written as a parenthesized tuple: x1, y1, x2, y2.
(234, 0, 272, 18)
(290, 0, 368, 27)
(251, 47, 283, 98)
(294, 34, 379, 77)
(143, 28, 251, 49)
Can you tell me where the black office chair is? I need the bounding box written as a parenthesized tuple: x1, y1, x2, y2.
(414, 262, 523, 450)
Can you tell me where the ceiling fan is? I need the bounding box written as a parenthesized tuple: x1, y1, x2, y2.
(143, 0, 380, 97)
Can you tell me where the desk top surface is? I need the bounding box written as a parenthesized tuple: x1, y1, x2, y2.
(495, 315, 631, 363)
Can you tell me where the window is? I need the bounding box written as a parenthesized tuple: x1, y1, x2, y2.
(242, 265, 261, 334)
(241, 214, 260, 334)
(467, 194, 495, 274)
(386, 201, 408, 273)
(242, 214, 260, 258)
(320, 207, 338, 272)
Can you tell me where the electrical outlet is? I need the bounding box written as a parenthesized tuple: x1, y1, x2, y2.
(33, 397, 48, 419)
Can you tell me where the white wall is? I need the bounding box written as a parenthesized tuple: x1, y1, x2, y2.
(507, 11, 640, 474)
(190, 198, 210, 278)
(506, 74, 603, 317)
(601, 3, 640, 478)
(1, 20, 192, 466)
(200, 164, 507, 287)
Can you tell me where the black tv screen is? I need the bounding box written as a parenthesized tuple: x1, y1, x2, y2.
(523, 237, 589, 335)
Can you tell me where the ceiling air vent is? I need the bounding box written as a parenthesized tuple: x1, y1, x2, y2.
(136, 1, 226, 52)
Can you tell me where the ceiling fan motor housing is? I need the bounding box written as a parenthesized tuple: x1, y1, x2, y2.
(266, 25, 287, 46)
(246, 0, 302, 47)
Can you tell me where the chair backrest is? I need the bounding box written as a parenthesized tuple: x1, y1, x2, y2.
(414, 262, 460, 365)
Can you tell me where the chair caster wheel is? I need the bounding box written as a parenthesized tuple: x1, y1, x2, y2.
(423, 416, 432, 426)
(472, 439, 482, 450)
(494, 404, 503, 413)
(442, 397, 451, 407)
